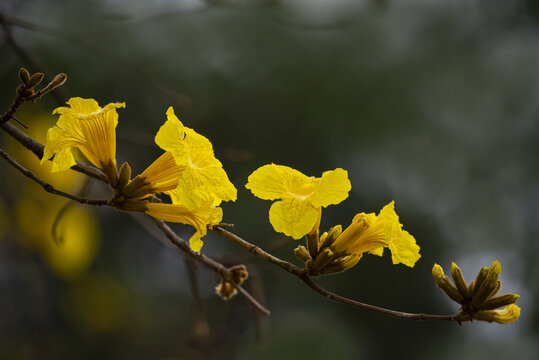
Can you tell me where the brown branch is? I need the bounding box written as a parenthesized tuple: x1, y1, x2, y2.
(211, 226, 304, 276)
(299, 275, 458, 322)
(212, 226, 461, 322)
(0, 148, 110, 206)
(0, 13, 69, 103)
(232, 283, 271, 317)
(153, 219, 271, 317)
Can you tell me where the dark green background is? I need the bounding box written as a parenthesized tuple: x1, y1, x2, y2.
(1, 0, 538, 359)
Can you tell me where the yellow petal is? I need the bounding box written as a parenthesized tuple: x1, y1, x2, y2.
(189, 232, 204, 252)
(379, 201, 421, 267)
(42, 126, 77, 172)
(176, 165, 237, 211)
(51, 148, 78, 173)
(310, 168, 351, 207)
(388, 230, 421, 267)
(246, 164, 316, 201)
(54, 97, 100, 117)
(269, 199, 319, 239)
(154, 107, 186, 158)
(127, 201, 223, 251)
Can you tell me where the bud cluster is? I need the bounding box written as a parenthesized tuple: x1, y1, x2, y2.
(432, 262, 520, 324)
(295, 225, 361, 276)
(215, 265, 249, 300)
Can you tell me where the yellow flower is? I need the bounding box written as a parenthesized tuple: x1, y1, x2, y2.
(122, 151, 183, 200)
(120, 193, 222, 252)
(42, 97, 125, 184)
(149, 107, 237, 210)
(331, 201, 420, 267)
(245, 164, 351, 239)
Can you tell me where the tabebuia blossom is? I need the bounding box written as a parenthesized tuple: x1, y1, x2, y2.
(41, 97, 125, 184)
(245, 164, 351, 239)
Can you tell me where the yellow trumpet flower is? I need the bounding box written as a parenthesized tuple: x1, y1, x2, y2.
(41, 97, 125, 184)
(246, 164, 351, 239)
(331, 201, 421, 267)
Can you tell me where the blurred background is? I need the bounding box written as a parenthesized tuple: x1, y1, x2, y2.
(1, 0, 538, 358)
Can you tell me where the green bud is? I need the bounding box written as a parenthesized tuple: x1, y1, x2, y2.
(320, 225, 342, 249)
(488, 280, 501, 299)
(49, 73, 67, 88)
(18, 68, 30, 83)
(432, 264, 464, 303)
(451, 262, 470, 299)
(294, 245, 311, 263)
(319, 254, 361, 275)
(468, 281, 475, 294)
(472, 261, 502, 307)
(118, 162, 132, 190)
(26, 72, 44, 88)
(306, 230, 319, 258)
(481, 293, 520, 311)
(471, 267, 489, 296)
(311, 247, 336, 272)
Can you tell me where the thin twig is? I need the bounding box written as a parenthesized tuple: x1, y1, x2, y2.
(211, 226, 304, 276)
(0, 12, 68, 103)
(212, 226, 461, 322)
(232, 283, 271, 317)
(0, 148, 110, 206)
(11, 115, 28, 129)
(299, 275, 458, 321)
(153, 219, 271, 317)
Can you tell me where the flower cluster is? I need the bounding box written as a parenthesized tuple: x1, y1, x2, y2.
(42, 98, 236, 251)
(246, 164, 421, 275)
(432, 262, 520, 324)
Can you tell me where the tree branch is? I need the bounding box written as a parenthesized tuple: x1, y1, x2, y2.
(212, 226, 461, 322)
(0, 148, 110, 206)
(153, 219, 271, 317)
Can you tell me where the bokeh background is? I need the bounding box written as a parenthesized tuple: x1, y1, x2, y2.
(1, 0, 538, 359)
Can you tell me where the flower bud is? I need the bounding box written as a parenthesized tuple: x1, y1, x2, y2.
(26, 72, 44, 88)
(230, 265, 249, 285)
(473, 304, 521, 324)
(118, 162, 132, 190)
(320, 225, 342, 249)
(432, 264, 464, 303)
(215, 279, 237, 300)
(311, 247, 336, 273)
(18, 68, 30, 83)
(472, 261, 501, 307)
(451, 262, 470, 299)
(481, 293, 520, 311)
(320, 254, 361, 275)
(49, 73, 67, 88)
(294, 245, 311, 263)
(471, 267, 489, 296)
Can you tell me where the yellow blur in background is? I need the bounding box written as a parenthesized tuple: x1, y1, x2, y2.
(6, 108, 100, 280)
